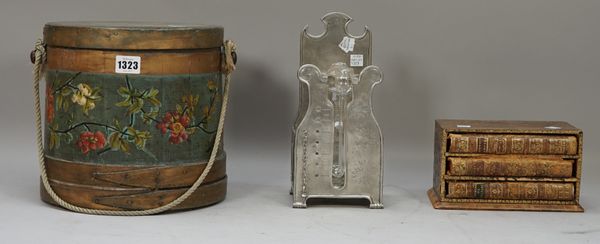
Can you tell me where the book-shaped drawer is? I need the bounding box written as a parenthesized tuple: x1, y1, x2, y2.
(446, 156, 574, 178)
(447, 133, 578, 155)
(446, 181, 575, 201)
(430, 120, 583, 211)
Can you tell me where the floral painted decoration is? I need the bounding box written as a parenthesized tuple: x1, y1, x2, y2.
(156, 111, 191, 144)
(47, 73, 220, 157)
(153, 79, 220, 145)
(71, 83, 101, 115)
(77, 131, 106, 155)
(51, 72, 101, 116)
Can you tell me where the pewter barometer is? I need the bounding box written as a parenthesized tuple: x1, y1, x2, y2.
(291, 12, 383, 208)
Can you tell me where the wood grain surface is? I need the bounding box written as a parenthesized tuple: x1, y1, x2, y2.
(44, 22, 223, 50)
(47, 47, 221, 75)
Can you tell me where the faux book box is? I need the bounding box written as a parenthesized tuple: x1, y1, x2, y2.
(428, 120, 584, 212)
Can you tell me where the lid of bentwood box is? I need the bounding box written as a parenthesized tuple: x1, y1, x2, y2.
(43, 21, 224, 50)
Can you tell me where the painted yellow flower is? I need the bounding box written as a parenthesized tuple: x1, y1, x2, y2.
(181, 94, 199, 116)
(207, 80, 217, 91)
(71, 84, 90, 105)
(71, 83, 101, 115)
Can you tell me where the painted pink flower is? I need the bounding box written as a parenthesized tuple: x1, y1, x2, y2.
(156, 111, 191, 144)
(77, 131, 106, 154)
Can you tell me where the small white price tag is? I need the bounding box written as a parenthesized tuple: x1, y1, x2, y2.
(350, 54, 364, 67)
(338, 36, 355, 53)
(115, 55, 141, 74)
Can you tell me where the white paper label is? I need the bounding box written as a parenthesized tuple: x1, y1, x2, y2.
(338, 36, 355, 53)
(350, 54, 364, 67)
(115, 55, 141, 74)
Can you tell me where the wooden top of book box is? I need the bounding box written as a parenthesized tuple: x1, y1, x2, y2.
(436, 120, 581, 134)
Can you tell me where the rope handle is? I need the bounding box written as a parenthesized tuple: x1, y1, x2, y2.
(32, 39, 237, 215)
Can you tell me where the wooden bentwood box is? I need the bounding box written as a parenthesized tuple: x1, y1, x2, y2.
(428, 120, 584, 212)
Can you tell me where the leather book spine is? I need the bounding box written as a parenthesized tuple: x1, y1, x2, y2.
(448, 134, 578, 155)
(446, 181, 574, 200)
(447, 157, 573, 177)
